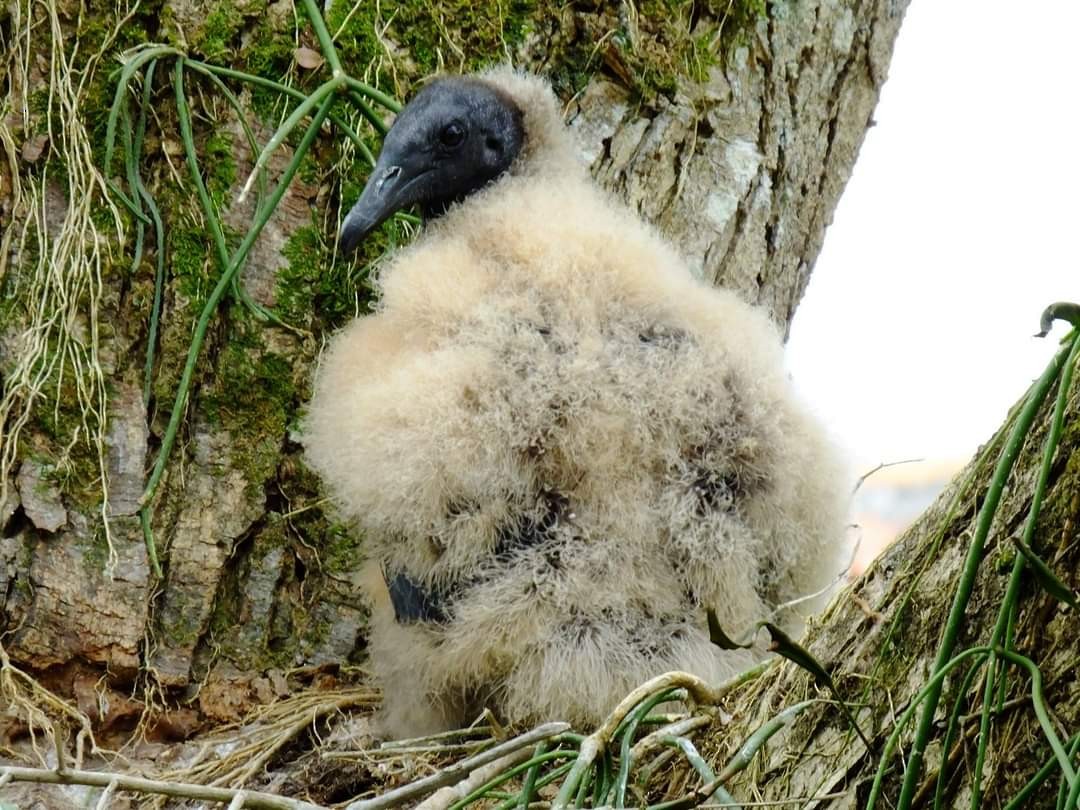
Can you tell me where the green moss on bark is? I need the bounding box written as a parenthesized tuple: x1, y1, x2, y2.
(25, 377, 105, 513)
(276, 221, 410, 330)
(315, 0, 766, 103)
(203, 339, 295, 489)
(205, 130, 238, 206)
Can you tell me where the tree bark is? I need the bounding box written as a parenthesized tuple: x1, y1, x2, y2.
(0, 0, 913, 789)
(702, 361, 1080, 808)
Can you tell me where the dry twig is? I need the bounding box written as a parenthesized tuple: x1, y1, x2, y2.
(344, 721, 570, 810)
(0, 765, 326, 809)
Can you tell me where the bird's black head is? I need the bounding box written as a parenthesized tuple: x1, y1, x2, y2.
(339, 77, 525, 253)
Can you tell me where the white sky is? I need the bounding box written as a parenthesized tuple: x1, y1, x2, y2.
(786, 0, 1080, 469)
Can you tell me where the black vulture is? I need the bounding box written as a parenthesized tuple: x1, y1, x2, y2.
(305, 69, 849, 736)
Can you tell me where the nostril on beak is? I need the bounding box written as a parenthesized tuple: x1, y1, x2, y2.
(377, 165, 401, 191)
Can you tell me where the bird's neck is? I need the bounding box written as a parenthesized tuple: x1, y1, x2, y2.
(421, 196, 460, 222)
(421, 163, 520, 224)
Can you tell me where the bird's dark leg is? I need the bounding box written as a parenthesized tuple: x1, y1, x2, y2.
(382, 489, 571, 626)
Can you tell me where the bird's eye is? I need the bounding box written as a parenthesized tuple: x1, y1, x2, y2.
(439, 122, 466, 148)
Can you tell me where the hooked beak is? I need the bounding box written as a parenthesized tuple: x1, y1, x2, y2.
(339, 154, 429, 254)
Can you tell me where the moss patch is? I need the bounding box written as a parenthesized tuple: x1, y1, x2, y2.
(560, 0, 768, 102)
(276, 221, 406, 331)
(203, 338, 295, 488)
(26, 377, 107, 513)
(201, 3, 245, 63)
(317, 0, 766, 104)
(378, 0, 535, 75)
(205, 130, 238, 206)
(320, 520, 364, 576)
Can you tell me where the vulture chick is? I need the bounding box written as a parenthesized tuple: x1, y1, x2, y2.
(306, 69, 848, 737)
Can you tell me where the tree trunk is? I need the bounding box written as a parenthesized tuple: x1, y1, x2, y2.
(0, 0, 914, 790)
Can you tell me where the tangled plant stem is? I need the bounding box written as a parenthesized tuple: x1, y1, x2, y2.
(960, 330, 1080, 809)
(97, 0, 398, 575)
(134, 59, 339, 576)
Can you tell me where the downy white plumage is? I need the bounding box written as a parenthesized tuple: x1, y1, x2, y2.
(305, 68, 849, 736)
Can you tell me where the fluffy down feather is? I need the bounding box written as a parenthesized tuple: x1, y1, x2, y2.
(305, 68, 849, 736)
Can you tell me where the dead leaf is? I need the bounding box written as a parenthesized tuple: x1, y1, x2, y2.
(21, 134, 48, 163)
(294, 47, 325, 70)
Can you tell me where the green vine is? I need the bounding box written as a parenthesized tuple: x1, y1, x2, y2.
(868, 323, 1080, 810)
(101, 0, 399, 576)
